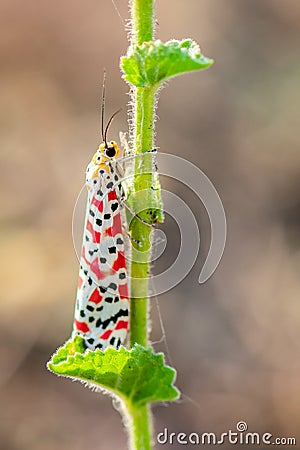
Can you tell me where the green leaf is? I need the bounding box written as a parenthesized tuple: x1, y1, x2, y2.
(47, 341, 179, 406)
(121, 39, 213, 87)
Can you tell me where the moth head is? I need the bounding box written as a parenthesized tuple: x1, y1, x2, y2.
(98, 140, 120, 159)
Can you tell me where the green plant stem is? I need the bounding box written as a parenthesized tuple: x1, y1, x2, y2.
(129, 0, 156, 350)
(127, 0, 157, 449)
(129, 85, 156, 349)
(131, 0, 154, 45)
(127, 403, 152, 450)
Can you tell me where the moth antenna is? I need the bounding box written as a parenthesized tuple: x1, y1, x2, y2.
(101, 69, 106, 144)
(104, 108, 122, 145)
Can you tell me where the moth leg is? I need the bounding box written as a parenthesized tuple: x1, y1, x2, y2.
(117, 148, 158, 166)
(121, 198, 155, 228)
(114, 178, 154, 228)
(122, 224, 143, 247)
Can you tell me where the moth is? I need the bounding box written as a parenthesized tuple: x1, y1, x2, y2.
(72, 102, 130, 351)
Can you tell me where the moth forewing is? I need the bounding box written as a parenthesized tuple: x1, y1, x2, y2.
(72, 141, 129, 351)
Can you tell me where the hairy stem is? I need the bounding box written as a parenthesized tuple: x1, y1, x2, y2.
(131, 0, 154, 45)
(129, 85, 156, 348)
(127, 0, 158, 449)
(127, 403, 153, 450)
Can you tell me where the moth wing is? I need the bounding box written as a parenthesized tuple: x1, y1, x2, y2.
(86, 169, 129, 346)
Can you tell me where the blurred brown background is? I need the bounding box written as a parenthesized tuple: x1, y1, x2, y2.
(1, 0, 300, 449)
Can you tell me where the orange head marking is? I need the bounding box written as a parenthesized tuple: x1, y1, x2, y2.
(90, 140, 121, 178)
(99, 140, 120, 159)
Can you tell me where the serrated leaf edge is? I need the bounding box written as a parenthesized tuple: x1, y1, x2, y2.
(121, 38, 213, 87)
(47, 342, 180, 405)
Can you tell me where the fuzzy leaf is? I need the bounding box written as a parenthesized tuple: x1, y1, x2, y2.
(121, 39, 213, 87)
(47, 341, 179, 406)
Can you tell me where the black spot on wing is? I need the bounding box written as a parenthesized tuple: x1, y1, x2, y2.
(95, 308, 129, 329)
(86, 305, 94, 312)
(108, 282, 117, 291)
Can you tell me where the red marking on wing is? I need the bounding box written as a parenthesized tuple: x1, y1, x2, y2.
(74, 319, 90, 333)
(112, 213, 122, 235)
(105, 226, 113, 236)
(91, 196, 103, 213)
(81, 248, 105, 280)
(78, 276, 83, 289)
(108, 191, 117, 202)
(86, 220, 101, 243)
(90, 258, 107, 280)
(119, 283, 129, 298)
(100, 329, 113, 340)
(115, 320, 128, 331)
(89, 288, 103, 304)
(112, 252, 126, 271)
